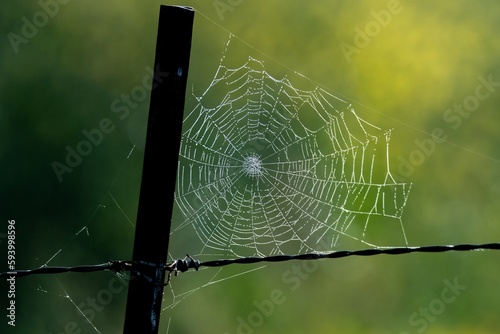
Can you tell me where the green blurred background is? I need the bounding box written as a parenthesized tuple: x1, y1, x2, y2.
(1, 0, 500, 333)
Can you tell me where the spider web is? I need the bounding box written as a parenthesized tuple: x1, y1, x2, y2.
(170, 35, 411, 262)
(2, 31, 413, 334)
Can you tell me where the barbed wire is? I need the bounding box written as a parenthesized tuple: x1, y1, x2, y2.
(2, 243, 499, 281)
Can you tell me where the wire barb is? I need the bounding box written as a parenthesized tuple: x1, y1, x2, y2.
(163, 254, 200, 286)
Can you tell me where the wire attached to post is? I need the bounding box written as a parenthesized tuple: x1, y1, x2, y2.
(1, 243, 499, 280)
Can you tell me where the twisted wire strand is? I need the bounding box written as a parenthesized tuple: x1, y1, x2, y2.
(1, 243, 499, 279)
(199, 243, 500, 267)
(0, 261, 134, 278)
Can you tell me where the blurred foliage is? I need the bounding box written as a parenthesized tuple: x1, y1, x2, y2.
(1, 0, 500, 333)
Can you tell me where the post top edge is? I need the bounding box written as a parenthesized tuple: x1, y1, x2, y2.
(160, 5, 194, 11)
